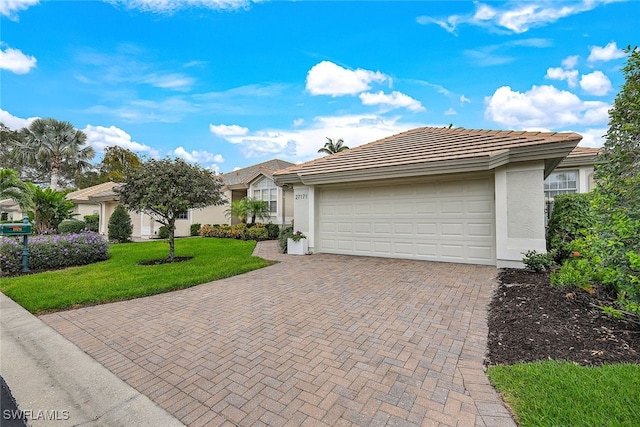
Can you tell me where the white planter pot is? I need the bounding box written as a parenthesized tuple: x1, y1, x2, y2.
(287, 238, 308, 255)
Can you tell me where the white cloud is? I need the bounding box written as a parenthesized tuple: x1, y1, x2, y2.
(444, 108, 457, 116)
(0, 0, 39, 20)
(418, 1, 611, 34)
(359, 91, 425, 112)
(142, 73, 194, 91)
(0, 108, 38, 130)
(173, 146, 224, 165)
(216, 114, 428, 161)
(83, 125, 160, 157)
(545, 67, 579, 87)
(587, 41, 627, 62)
(293, 118, 304, 127)
(580, 71, 612, 96)
(575, 127, 608, 148)
(485, 85, 610, 128)
(0, 45, 37, 74)
(85, 97, 197, 123)
(460, 95, 471, 104)
(306, 61, 388, 97)
(105, 0, 253, 14)
(562, 55, 579, 69)
(209, 123, 249, 136)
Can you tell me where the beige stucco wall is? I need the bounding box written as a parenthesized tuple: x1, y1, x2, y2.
(73, 202, 100, 220)
(495, 161, 547, 268)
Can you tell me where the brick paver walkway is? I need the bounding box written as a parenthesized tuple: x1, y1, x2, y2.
(41, 241, 515, 426)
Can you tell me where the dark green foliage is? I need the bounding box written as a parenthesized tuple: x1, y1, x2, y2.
(265, 223, 280, 239)
(28, 184, 74, 234)
(522, 250, 556, 273)
(58, 219, 86, 234)
(547, 193, 594, 262)
(108, 204, 133, 243)
(278, 226, 294, 253)
(190, 223, 201, 236)
(158, 225, 170, 239)
(117, 158, 225, 260)
(591, 47, 640, 314)
(84, 214, 99, 232)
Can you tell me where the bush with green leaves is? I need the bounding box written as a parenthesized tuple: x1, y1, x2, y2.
(158, 225, 170, 239)
(108, 204, 133, 243)
(0, 232, 108, 274)
(84, 214, 99, 232)
(265, 223, 280, 240)
(245, 224, 268, 241)
(522, 250, 556, 273)
(58, 219, 86, 234)
(278, 226, 294, 253)
(190, 223, 201, 236)
(547, 193, 594, 262)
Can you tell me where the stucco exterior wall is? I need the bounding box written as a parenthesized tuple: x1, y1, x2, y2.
(73, 202, 100, 219)
(495, 161, 547, 268)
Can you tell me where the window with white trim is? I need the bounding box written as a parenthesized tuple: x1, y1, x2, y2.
(176, 210, 189, 220)
(251, 178, 278, 213)
(544, 170, 578, 200)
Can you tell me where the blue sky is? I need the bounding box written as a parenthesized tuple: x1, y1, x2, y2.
(1, 0, 637, 173)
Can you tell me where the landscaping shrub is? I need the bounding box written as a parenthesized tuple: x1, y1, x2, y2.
(84, 214, 99, 232)
(278, 226, 294, 253)
(245, 224, 269, 241)
(0, 232, 109, 274)
(190, 223, 201, 236)
(265, 223, 280, 240)
(58, 219, 86, 234)
(547, 193, 594, 263)
(522, 249, 556, 273)
(158, 225, 170, 239)
(108, 205, 133, 243)
(0, 237, 22, 274)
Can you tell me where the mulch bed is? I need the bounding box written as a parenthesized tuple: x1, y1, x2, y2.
(486, 268, 640, 366)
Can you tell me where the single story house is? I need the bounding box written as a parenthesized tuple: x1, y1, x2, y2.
(273, 127, 583, 268)
(0, 198, 24, 222)
(66, 159, 295, 239)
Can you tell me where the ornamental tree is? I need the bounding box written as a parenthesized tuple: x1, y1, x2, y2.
(593, 46, 640, 312)
(116, 158, 226, 260)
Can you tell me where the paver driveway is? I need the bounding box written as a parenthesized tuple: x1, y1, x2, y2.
(41, 242, 515, 427)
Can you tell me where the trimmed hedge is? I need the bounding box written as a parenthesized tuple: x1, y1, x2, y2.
(0, 231, 109, 274)
(59, 219, 86, 234)
(190, 223, 201, 236)
(84, 214, 99, 232)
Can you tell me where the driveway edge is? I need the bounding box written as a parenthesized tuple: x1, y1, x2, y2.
(0, 293, 185, 427)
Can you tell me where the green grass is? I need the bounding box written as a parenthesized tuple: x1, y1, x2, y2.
(0, 237, 272, 314)
(487, 361, 640, 427)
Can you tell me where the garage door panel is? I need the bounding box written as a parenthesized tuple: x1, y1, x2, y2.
(441, 223, 464, 236)
(318, 177, 495, 265)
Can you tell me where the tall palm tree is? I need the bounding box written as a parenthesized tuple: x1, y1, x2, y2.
(318, 137, 349, 155)
(0, 168, 33, 210)
(16, 118, 95, 191)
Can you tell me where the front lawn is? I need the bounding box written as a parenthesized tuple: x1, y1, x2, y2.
(0, 237, 272, 314)
(488, 361, 640, 427)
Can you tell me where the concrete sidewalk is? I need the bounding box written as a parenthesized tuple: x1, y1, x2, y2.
(0, 293, 184, 427)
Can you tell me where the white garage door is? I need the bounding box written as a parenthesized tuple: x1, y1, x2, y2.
(317, 176, 496, 265)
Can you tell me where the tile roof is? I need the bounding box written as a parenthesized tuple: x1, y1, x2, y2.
(558, 146, 601, 167)
(222, 159, 295, 188)
(66, 182, 118, 202)
(274, 127, 582, 185)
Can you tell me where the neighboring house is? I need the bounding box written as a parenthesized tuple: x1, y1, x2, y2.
(274, 127, 582, 268)
(544, 146, 599, 200)
(66, 159, 295, 239)
(544, 146, 600, 220)
(0, 199, 25, 221)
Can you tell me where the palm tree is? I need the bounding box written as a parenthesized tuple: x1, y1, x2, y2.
(16, 118, 95, 191)
(0, 168, 33, 210)
(318, 137, 349, 155)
